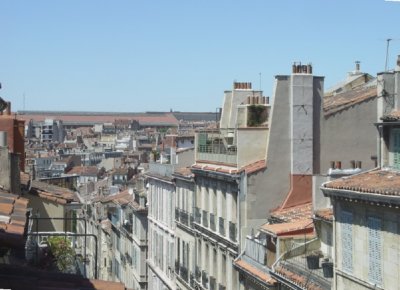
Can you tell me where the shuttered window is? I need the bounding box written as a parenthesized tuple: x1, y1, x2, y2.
(391, 128, 400, 169)
(368, 216, 382, 287)
(341, 210, 353, 273)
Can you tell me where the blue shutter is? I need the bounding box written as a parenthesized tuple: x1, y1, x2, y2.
(368, 217, 382, 286)
(392, 129, 400, 169)
(341, 210, 353, 273)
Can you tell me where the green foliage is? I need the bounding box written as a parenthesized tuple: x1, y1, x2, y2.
(47, 236, 75, 272)
(247, 105, 266, 127)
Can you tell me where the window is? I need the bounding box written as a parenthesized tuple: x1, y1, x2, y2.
(390, 128, 400, 169)
(368, 216, 382, 286)
(341, 210, 353, 273)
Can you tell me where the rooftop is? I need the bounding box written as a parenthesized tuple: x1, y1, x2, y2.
(381, 110, 400, 121)
(323, 168, 400, 196)
(192, 159, 266, 175)
(260, 219, 314, 237)
(314, 208, 333, 222)
(270, 203, 312, 223)
(234, 259, 277, 286)
(0, 191, 29, 247)
(29, 180, 79, 205)
(323, 85, 377, 116)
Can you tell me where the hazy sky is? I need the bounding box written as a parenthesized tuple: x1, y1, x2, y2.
(1, 0, 399, 112)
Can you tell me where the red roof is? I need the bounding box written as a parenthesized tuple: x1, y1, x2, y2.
(234, 259, 277, 286)
(67, 166, 98, 176)
(192, 159, 266, 175)
(0, 191, 29, 247)
(270, 203, 312, 222)
(260, 219, 314, 237)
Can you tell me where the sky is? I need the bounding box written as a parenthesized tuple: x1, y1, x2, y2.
(1, 0, 400, 113)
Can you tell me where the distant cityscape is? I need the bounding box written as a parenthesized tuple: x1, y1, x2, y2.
(1, 58, 400, 290)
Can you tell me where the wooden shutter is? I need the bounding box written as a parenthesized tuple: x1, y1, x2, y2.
(368, 217, 382, 286)
(341, 210, 353, 273)
(392, 129, 400, 169)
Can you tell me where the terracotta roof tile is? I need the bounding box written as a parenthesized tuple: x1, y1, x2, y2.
(314, 208, 333, 222)
(234, 259, 276, 285)
(323, 168, 400, 196)
(381, 110, 400, 121)
(260, 219, 314, 237)
(275, 266, 323, 290)
(30, 180, 78, 204)
(173, 167, 194, 178)
(271, 203, 312, 222)
(192, 159, 266, 175)
(323, 86, 377, 116)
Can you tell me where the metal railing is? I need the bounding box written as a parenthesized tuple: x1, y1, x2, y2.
(195, 265, 201, 281)
(175, 208, 180, 222)
(181, 210, 189, 226)
(229, 222, 237, 242)
(202, 210, 209, 228)
(210, 276, 216, 290)
(218, 284, 226, 290)
(194, 207, 201, 224)
(202, 270, 208, 288)
(219, 217, 225, 236)
(180, 265, 189, 282)
(210, 213, 216, 232)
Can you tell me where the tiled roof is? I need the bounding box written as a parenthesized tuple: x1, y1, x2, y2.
(173, 167, 194, 178)
(101, 190, 132, 206)
(274, 265, 323, 290)
(30, 180, 78, 204)
(0, 191, 29, 246)
(260, 219, 314, 237)
(0, 263, 126, 290)
(234, 259, 277, 286)
(192, 159, 266, 175)
(323, 168, 400, 196)
(270, 203, 312, 223)
(323, 86, 377, 116)
(314, 208, 333, 222)
(67, 166, 98, 176)
(381, 110, 400, 121)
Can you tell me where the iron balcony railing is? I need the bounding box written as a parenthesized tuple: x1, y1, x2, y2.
(190, 272, 195, 287)
(210, 213, 216, 232)
(202, 270, 208, 288)
(219, 217, 225, 236)
(181, 210, 189, 226)
(195, 265, 201, 281)
(175, 260, 180, 274)
(175, 208, 180, 222)
(194, 207, 201, 224)
(180, 265, 189, 282)
(218, 284, 226, 290)
(202, 210, 209, 228)
(210, 276, 216, 290)
(229, 221, 237, 242)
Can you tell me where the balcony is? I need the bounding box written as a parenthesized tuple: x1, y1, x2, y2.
(190, 272, 195, 287)
(218, 284, 226, 290)
(229, 222, 237, 242)
(210, 213, 216, 232)
(201, 270, 208, 288)
(175, 260, 180, 274)
(209, 276, 216, 290)
(180, 210, 189, 226)
(202, 210, 209, 228)
(175, 208, 180, 222)
(194, 207, 201, 224)
(219, 217, 225, 236)
(195, 266, 201, 281)
(273, 238, 333, 290)
(196, 129, 237, 165)
(180, 265, 189, 282)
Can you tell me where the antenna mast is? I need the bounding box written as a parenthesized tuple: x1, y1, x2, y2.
(385, 38, 392, 71)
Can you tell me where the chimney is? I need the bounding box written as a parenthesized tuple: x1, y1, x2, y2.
(335, 161, 342, 170)
(355, 61, 360, 72)
(0, 131, 7, 147)
(350, 160, 356, 169)
(5, 102, 11, 115)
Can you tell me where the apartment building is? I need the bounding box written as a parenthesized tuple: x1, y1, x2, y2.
(173, 167, 196, 290)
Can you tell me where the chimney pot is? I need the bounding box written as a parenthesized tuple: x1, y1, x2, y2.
(330, 161, 335, 169)
(5, 102, 11, 115)
(335, 161, 342, 170)
(355, 61, 360, 72)
(356, 161, 362, 169)
(350, 160, 356, 169)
